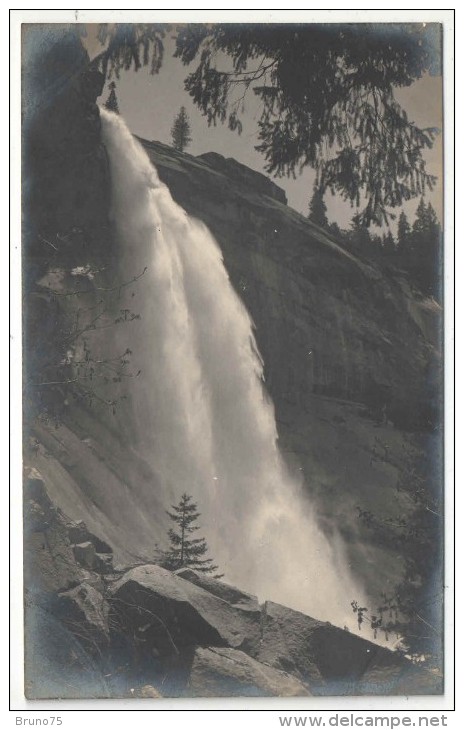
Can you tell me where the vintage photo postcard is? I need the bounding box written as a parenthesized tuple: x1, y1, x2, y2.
(16, 12, 449, 701)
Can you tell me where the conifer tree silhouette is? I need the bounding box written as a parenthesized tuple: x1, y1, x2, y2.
(164, 493, 221, 576)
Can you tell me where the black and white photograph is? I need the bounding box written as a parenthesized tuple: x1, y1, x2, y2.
(14, 10, 452, 706)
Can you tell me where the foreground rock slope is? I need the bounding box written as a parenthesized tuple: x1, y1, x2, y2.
(24, 470, 441, 698)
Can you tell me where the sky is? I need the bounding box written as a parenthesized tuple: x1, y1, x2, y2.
(86, 25, 443, 233)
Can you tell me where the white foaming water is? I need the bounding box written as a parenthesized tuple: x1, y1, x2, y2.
(100, 109, 367, 628)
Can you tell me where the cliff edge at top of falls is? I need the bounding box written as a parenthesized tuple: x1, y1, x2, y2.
(139, 136, 441, 430)
(137, 138, 289, 206)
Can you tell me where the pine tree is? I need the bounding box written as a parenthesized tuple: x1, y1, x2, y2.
(397, 211, 411, 253)
(355, 449, 442, 662)
(93, 23, 439, 226)
(382, 231, 396, 255)
(328, 221, 342, 239)
(410, 199, 441, 299)
(349, 213, 371, 251)
(369, 233, 383, 257)
(308, 186, 328, 228)
(412, 197, 429, 235)
(104, 81, 120, 114)
(163, 493, 221, 575)
(426, 202, 439, 232)
(171, 106, 192, 152)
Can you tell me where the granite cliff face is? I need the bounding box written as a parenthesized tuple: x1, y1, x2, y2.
(22, 29, 443, 698)
(141, 138, 441, 429)
(138, 138, 443, 597)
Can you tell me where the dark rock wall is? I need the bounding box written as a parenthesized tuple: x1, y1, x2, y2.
(141, 139, 442, 434)
(22, 26, 112, 423)
(22, 26, 109, 257)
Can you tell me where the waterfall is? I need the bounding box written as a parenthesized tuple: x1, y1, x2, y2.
(100, 109, 367, 628)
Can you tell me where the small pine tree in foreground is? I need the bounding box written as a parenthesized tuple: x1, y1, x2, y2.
(163, 493, 221, 576)
(171, 106, 192, 152)
(104, 81, 120, 114)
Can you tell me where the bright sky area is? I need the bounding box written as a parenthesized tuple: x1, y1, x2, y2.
(86, 26, 443, 234)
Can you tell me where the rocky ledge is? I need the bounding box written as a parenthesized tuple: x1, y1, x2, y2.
(23, 469, 441, 700)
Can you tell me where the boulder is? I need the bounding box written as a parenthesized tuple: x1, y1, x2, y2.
(174, 569, 260, 612)
(67, 520, 113, 554)
(73, 542, 96, 570)
(24, 467, 51, 502)
(23, 468, 108, 593)
(57, 582, 110, 652)
(258, 601, 325, 687)
(360, 651, 442, 696)
(24, 511, 90, 594)
(258, 601, 438, 695)
(94, 553, 114, 575)
(108, 565, 261, 656)
(136, 684, 163, 698)
(23, 467, 55, 532)
(188, 646, 310, 697)
(67, 522, 114, 574)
